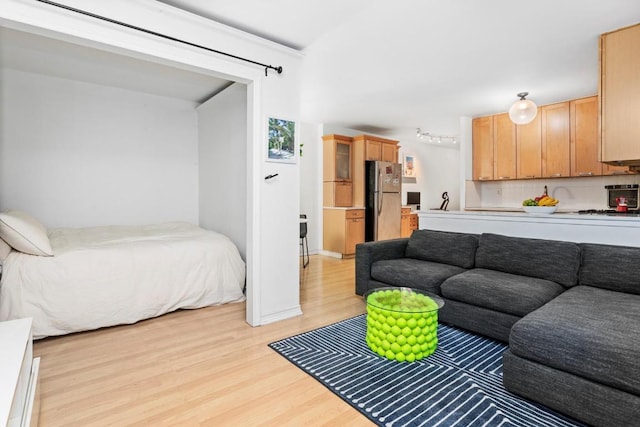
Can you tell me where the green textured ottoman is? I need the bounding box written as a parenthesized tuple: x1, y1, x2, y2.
(364, 287, 444, 362)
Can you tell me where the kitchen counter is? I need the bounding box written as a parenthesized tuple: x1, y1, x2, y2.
(418, 209, 640, 247)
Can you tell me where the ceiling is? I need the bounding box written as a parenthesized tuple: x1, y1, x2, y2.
(0, 27, 232, 104)
(2, 1, 639, 142)
(158, 0, 640, 140)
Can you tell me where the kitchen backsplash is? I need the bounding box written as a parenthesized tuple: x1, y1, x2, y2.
(465, 174, 640, 211)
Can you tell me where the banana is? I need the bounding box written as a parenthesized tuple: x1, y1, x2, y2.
(538, 196, 559, 206)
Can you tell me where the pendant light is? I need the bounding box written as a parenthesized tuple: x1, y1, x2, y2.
(508, 92, 538, 125)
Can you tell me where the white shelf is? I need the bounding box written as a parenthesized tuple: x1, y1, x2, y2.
(0, 318, 39, 427)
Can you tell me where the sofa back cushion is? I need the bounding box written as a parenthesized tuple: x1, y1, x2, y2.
(475, 233, 580, 288)
(405, 229, 478, 269)
(579, 243, 640, 294)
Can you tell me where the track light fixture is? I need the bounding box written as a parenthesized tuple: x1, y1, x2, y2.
(416, 128, 457, 144)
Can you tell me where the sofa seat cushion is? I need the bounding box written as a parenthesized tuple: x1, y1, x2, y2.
(510, 285, 640, 396)
(370, 258, 466, 294)
(475, 233, 581, 288)
(405, 229, 478, 269)
(440, 268, 565, 317)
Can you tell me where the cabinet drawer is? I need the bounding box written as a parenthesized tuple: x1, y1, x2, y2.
(346, 209, 365, 219)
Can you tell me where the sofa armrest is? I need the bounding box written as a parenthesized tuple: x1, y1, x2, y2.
(355, 238, 409, 295)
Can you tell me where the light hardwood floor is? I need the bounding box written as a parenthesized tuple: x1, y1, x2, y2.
(33, 255, 372, 426)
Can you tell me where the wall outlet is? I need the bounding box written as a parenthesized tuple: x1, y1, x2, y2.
(496, 188, 502, 196)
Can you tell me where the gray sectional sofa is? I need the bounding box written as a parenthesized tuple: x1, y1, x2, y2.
(355, 229, 640, 427)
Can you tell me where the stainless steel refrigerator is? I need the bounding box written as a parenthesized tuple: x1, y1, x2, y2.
(365, 160, 402, 241)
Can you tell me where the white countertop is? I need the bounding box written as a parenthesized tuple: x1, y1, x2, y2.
(421, 208, 640, 225)
(417, 208, 640, 246)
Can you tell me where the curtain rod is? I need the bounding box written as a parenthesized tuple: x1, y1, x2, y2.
(34, 0, 284, 76)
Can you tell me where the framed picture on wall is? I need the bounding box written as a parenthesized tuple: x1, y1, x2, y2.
(266, 116, 296, 164)
(403, 154, 415, 177)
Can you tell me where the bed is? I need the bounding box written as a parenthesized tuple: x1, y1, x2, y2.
(0, 210, 246, 339)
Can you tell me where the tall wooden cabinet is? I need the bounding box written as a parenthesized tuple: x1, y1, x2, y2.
(600, 23, 640, 167)
(323, 134, 399, 256)
(322, 135, 353, 207)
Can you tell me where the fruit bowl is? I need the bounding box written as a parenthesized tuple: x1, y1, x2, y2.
(522, 206, 557, 214)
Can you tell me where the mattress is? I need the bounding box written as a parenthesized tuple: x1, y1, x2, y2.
(0, 222, 245, 338)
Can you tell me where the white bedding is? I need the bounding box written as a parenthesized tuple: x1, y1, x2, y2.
(0, 222, 245, 338)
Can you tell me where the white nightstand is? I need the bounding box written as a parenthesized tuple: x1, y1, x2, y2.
(0, 318, 40, 427)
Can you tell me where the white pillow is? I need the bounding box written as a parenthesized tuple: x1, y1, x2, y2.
(0, 210, 53, 256)
(0, 237, 11, 264)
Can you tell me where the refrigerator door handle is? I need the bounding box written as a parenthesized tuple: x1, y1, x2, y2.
(377, 169, 383, 215)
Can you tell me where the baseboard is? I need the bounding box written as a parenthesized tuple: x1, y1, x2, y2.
(319, 250, 343, 259)
(260, 306, 303, 325)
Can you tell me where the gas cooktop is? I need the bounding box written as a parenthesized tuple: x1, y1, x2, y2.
(578, 209, 640, 216)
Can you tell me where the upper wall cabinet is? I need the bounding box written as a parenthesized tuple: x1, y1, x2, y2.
(600, 23, 640, 168)
(571, 96, 602, 177)
(472, 116, 494, 180)
(353, 135, 399, 163)
(472, 94, 635, 181)
(323, 134, 353, 207)
(472, 114, 516, 181)
(323, 134, 353, 182)
(516, 112, 542, 179)
(542, 102, 571, 178)
(493, 113, 517, 180)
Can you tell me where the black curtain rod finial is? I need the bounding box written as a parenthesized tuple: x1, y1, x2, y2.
(265, 65, 283, 77)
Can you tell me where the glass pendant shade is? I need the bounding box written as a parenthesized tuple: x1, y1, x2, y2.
(509, 93, 538, 125)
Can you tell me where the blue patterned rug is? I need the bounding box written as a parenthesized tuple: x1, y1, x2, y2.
(269, 315, 583, 427)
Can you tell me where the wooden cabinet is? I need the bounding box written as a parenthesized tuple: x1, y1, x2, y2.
(323, 208, 365, 256)
(323, 181, 353, 207)
(494, 113, 517, 180)
(323, 135, 353, 207)
(323, 134, 353, 181)
(381, 143, 398, 162)
(571, 96, 602, 177)
(516, 111, 542, 179)
(542, 102, 571, 178)
(401, 207, 419, 238)
(600, 23, 640, 167)
(473, 93, 635, 181)
(472, 116, 494, 180)
(365, 139, 382, 161)
(472, 114, 516, 181)
(353, 135, 399, 163)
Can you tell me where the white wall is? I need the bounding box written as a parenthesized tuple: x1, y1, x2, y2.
(198, 83, 247, 259)
(1, 0, 304, 327)
(397, 141, 461, 211)
(0, 68, 199, 227)
(299, 121, 322, 254)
